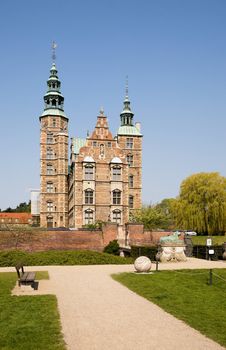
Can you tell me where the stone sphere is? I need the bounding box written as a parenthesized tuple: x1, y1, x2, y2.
(134, 256, 152, 272)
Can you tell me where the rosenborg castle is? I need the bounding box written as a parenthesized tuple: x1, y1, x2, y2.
(37, 60, 143, 228)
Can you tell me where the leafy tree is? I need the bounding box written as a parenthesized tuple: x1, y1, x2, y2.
(3, 201, 31, 213)
(175, 172, 226, 235)
(131, 204, 172, 230)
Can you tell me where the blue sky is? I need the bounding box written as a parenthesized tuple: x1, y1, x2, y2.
(0, 0, 226, 210)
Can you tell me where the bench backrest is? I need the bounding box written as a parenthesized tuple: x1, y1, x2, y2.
(15, 264, 24, 278)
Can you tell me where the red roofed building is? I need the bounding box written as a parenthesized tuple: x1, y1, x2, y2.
(0, 213, 32, 226)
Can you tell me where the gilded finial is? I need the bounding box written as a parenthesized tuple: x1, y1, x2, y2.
(52, 41, 57, 63)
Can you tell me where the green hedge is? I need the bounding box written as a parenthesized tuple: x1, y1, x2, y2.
(131, 246, 158, 260)
(0, 250, 133, 267)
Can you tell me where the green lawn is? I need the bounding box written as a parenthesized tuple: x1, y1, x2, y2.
(113, 269, 226, 347)
(0, 272, 66, 350)
(192, 235, 226, 245)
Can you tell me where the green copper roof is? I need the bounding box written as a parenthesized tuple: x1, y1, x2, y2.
(117, 125, 142, 136)
(40, 108, 68, 119)
(72, 137, 87, 154)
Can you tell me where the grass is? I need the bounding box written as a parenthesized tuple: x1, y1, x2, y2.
(192, 235, 226, 245)
(0, 250, 133, 267)
(112, 269, 226, 347)
(0, 272, 65, 350)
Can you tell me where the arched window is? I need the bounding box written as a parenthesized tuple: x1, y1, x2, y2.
(84, 209, 94, 224)
(112, 210, 121, 224)
(84, 189, 94, 204)
(112, 166, 121, 181)
(112, 190, 121, 205)
(84, 165, 94, 180)
(52, 99, 56, 106)
(47, 164, 54, 175)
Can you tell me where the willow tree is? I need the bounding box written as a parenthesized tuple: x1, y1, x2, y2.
(176, 172, 226, 235)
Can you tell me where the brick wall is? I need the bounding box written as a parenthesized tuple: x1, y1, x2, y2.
(126, 224, 184, 246)
(0, 223, 184, 252)
(0, 223, 118, 252)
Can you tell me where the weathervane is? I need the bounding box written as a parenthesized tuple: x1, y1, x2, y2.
(52, 41, 57, 63)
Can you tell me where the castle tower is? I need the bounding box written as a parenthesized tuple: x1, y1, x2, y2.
(39, 57, 69, 228)
(117, 83, 142, 217)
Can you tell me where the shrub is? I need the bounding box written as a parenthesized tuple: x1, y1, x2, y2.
(103, 240, 120, 255)
(0, 250, 133, 267)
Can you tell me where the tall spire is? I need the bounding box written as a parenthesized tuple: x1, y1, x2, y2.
(42, 42, 65, 113)
(120, 76, 134, 126)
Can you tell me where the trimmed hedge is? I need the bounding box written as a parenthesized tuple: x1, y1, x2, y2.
(0, 250, 133, 267)
(131, 246, 158, 261)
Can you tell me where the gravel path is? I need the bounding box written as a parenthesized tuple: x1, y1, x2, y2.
(1, 258, 226, 350)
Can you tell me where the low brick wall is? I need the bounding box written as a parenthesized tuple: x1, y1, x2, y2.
(0, 223, 118, 252)
(127, 224, 185, 246)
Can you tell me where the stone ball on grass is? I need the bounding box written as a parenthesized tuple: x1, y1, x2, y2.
(134, 256, 152, 272)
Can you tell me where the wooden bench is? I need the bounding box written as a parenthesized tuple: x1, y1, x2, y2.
(15, 264, 36, 287)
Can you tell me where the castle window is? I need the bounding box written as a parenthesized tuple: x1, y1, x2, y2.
(85, 189, 94, 204)
(112, 190, 121, 205)
(93, 141, 97, 147)
(129, 195, 134, 208)
(112, 166, 121, 181)
(126, 154, 133, 167)
(47, 182, 54, 193)
(52, 119, 56, 127)
(129, 175, 134, 188)
(107, 142, 112, 147)
(47, 148, 54, 159)
(126, 138, 133, 149)
(47, 133, 53, 144)
(84, 165, 94, 180)
(47, 201, 53, 212)
(52, 99, 56, 106)
(112, 210, 121, 224)
(47, 164, 54, 175)
(84, 209, 94, 224)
